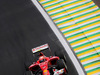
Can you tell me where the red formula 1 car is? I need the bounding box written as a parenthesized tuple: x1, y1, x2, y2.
(29, 52, 67, 75)
(29, 44, 68, 75)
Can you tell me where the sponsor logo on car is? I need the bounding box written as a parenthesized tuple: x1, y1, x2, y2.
(32, 44, 48, 53)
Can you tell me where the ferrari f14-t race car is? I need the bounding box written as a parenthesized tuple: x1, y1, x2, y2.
(29, 44, 68, 75)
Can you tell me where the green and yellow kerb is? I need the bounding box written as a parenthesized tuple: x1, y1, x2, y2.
(38, 0, 100, 75)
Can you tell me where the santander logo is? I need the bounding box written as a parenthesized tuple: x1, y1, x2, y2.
(32, 44, 49, 53)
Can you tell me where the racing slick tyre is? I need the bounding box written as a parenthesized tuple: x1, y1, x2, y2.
(55, 50, 67, 63)
(55, 50, 64, 59)
(32, 68, 42, 75)
(57, 59, 68, 75)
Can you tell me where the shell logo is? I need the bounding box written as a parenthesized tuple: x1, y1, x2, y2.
(44, 70, 47, 72)
(43, 70, 48, 75)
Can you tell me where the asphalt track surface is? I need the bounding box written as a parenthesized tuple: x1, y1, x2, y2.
(0, 0, 99, 75)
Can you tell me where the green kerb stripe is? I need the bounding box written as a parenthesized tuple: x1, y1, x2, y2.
(76, 45, 100, 55)
(44, 2, 59, 8)
(49, 2, 94, 16)
(95, 45, 100, 48)
(77, 20, 100, 28)
(65, 29, 100, 39)
(59, 21, 100, 35)
(70, 32, 100, 44)
(67, 4, 95, 15)
(66, 32, 83, 38)
(62, 25, 100, 35)
(46, 1, 79, 12)
(62, 1, 92, 11)
(44, 0, 84, 9)
(87, 32, 100, 38)
(71, 9, 99, 19)
(52, 14, 71, 20)
(53, 4, 95, 20)
(56, 19, 73, 25)
(49, 10, 67, 16)
(59, 20, 100, 29)
(76, 14, 100, 24)
(73, 39, 100, 49)
(56, 9, 99, 27)
(83, 60, 100, 67)
(41, 1, 55, 4)
(76, 47, 94, 55)
(91, 39, 100, 43)
(83, 26, 100, 32)
(73, 42, 91, 49)
(70, 37, 86, 44)
(80, 53, 98, 61)
(56, 18, 72, 24)
(62, 28, 80, 34)
(50, 4, 95, 20)
(87, 67, 100, 73)
(56, 9, 99, 24)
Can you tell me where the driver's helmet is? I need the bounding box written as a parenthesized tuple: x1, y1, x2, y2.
(39, 56, 45, 63)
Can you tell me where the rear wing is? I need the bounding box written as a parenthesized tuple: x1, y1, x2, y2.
(32, 44, 52, 61)
(32, 44, 49, 54)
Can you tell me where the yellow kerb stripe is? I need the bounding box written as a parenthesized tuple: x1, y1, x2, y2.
(60, 24, 78, 31)
(80, 21, 100, 30)
(42, 0, 58, 6)
(91, 40, 100, 45)
(45, 3, 60, 9)
(48, 7, 64, 13)
(87, 69, 100, 75)
(83, 28, 100, 34)
(77, 16, 100, 25)
(81, 55, 99, 62)
(67, 34, 84, 40)
(74, 43, 92, 51)
(50, 11, 67, 18)
(87, 35, 100, 40)
(63, 28, 81, 36)
(45, 1, 75, 10)
(48, 1, 84, 13)
(71, 39, 89, 46)
(60, 1, 83, 8)
(38, 0, 45, 3)
(69, 7, 99, 18)
(63, 2, 95, 13)
(95, 47, 100, 50)
(77, 49, 96, 57)
(53, 15, 71, 22)
(85, 62, 100, 69)
(57, 20, 73, 26)
(58, 1, 75, 5)
(72, 10, 100, 21)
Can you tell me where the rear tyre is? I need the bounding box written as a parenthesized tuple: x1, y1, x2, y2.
(55, 50, 64, 59)
(57, 59, 68, 74)
(57, 59, 65, 69)
(55, 50, 67, 63)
